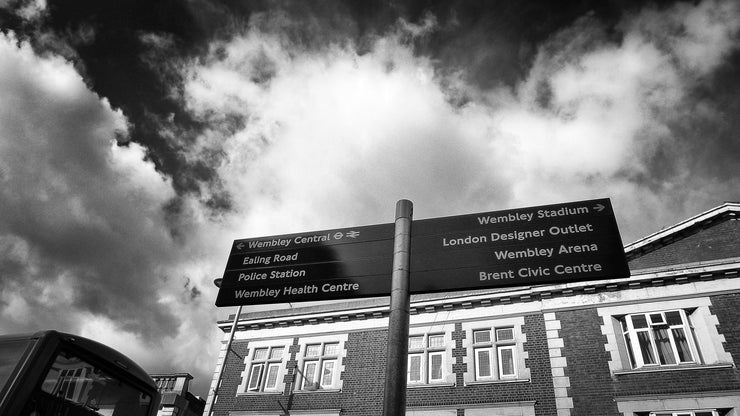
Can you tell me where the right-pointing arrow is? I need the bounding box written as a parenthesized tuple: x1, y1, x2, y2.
(594, 204, 605, 212)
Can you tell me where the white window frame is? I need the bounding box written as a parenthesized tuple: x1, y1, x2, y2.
(408, 353, 424, 382)
(600, 299, 733, 375)
(472, 327, 518, 380)
(246, 363, 264, 392)
(428, 351, 444, 382)
(240, 344, 288, 394)
(264, 363, 281, 390)
(474, 347, 493, 379)
(497, 345, 516, 378)
(649, 411, 718, 416)
(297, 340, 342, 391)
(620, 309, 700, 369)
(407, 333, 447, 384)
(320, 359, 337, 388)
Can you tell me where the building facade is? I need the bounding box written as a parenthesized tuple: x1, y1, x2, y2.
(151, 373, 205, 416)
(206, 202, 740, 416)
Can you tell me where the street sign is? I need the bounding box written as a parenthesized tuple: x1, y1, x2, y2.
(216, 223, 395, 306)
(215, 198, 629, 306)
(409, 198, 629, 293)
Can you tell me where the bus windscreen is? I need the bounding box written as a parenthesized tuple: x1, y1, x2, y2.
(0, 338, 31, 392)
(26, 349, 153, 416)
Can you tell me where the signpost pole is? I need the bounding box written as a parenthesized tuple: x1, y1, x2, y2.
(206, 280, 242, 416)
(382, 199, 413, 416)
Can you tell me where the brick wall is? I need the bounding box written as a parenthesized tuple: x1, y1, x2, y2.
(523, 313, 557, 416)
(211, 340, 248, 416)
(340, 330, 387, 416)
(629, 220, 740, 270)
(709, 293, 740, 387)
(558, 309, 619, 416)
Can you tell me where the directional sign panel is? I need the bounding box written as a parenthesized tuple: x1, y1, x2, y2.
(216, 223, 395, 306)
(409, 198, 629, 293)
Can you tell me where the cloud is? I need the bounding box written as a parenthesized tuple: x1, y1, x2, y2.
(10, 0, 46, 21)
(1, 0, 739, 398)
(179, 0, 739, 246)
(0, 30, 224, 386)
(507, 0, 740, 238)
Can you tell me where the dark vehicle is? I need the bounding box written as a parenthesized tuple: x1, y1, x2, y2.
(0, 330, 159, 416)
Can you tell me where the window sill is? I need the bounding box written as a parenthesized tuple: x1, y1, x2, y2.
(614, 363, 734, 376)
(466, 378, 530, 386)
(407, 382, 455, 389)
(237, 390, 284, 396)
(292, 388, 341, 394)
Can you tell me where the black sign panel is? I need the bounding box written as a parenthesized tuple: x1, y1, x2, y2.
(216, 223, 394, 306)
(215, 198, 629, 306)
(216, 275, 392, 306)
(409, 198, 629, 293)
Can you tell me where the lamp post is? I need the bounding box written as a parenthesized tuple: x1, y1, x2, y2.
(204, 278, 243, 416)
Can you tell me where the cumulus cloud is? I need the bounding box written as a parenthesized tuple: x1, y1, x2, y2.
(0, 31, 223, 379)
(12, 0, 46, 21)
(180, 0, 739, 246)
(1, 0, 739, 398)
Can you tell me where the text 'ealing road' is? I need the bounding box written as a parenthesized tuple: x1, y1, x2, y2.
(409, 198, 629, 294)
(216, 223, 395, 306)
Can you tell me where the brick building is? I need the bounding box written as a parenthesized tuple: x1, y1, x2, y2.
(206, 202, 740, 416)
(151, 373, 206, 416)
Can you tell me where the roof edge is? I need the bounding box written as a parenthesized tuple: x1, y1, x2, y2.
(625, 202, 739, 255)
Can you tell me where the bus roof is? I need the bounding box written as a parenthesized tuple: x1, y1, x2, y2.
(0, 330, 156, 390)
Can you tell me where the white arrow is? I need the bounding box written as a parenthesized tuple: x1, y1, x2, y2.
(236, 242, 245, 250)
(593, 204, 605, 212)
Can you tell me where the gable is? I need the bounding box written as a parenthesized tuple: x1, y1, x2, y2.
(628, 218, 740, 271)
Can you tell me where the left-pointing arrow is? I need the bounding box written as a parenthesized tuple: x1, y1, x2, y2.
(236, 242, 245, 250)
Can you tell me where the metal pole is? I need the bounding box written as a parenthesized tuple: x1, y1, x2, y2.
(205, 280, 243, 416)
(382, 199, 413, 416)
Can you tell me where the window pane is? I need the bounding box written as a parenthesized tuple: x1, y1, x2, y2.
(473, 330, 491, 344)
(695, 412, 715, 416)
(672, 328, 693, 362)
(429, 353, 443, 381)
(653, 328, 676, 365)
(496, 328, 514, 342)
(408, 355, 421, 381)
(499, 346, 515, 377)
(265, 364, 280, 389)
(253, 348, 268, 360)
(38, 349, 152, 415)
(323, 343, 339, 356)
(632, 314, 648, 329)
(476, 349, 491, 378)
(665, 311, 683, 326)
(321, 360, 335, 386)
(648, 313, 666, 325)
(305, 345, 321, 357)
(637, 331, 656, 364)
(269, 347, 284, 360)
(428, 335, 444, 348)
(0, 339, 32, 393)
(247, 364, 263, 391)
(303, 362, 317, 388)
(409, 336, 424, 350)
(624, 333, 637, 368)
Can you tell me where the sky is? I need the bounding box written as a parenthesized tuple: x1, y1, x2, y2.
(1, 0, 739, 398)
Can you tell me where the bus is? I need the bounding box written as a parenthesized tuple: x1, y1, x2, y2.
(0, 330, 159, 416)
